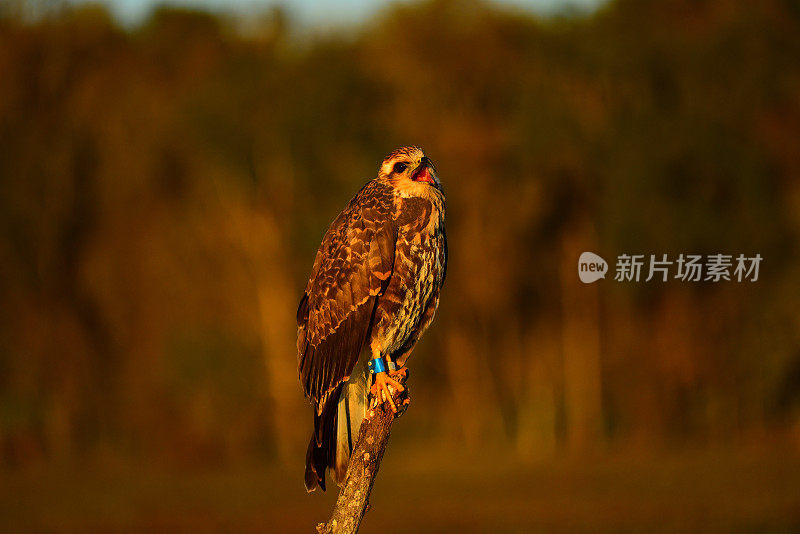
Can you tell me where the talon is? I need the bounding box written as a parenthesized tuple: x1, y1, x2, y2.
(395, 394, 411, 417)
(389, 365, 409, 379)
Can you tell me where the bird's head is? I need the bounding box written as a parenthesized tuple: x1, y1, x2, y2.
(378, 146, 442, 198)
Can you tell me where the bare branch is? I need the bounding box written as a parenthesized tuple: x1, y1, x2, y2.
(316, 377, 409, 534)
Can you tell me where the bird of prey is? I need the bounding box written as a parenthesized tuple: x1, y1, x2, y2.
(297, 146, 447, 492)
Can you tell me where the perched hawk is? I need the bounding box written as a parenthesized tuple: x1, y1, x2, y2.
(297, 146, 447, 492)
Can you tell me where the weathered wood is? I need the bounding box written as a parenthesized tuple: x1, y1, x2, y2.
(316, 377, 408, 534)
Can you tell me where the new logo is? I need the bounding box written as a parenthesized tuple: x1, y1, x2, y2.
(578, 252, 608, 283)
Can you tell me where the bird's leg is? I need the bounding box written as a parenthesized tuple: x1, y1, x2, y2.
(368, 343, 407, 413)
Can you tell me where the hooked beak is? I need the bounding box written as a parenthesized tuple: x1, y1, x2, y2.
(411, 157, 437, 185)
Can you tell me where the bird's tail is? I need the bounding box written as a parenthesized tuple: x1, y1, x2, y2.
(304, 382, 342, 492)
(303, 362, 370, 492)
(334, 362, 370, 485)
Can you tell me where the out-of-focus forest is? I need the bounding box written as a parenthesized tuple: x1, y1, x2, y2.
(1, 0, 800, 532)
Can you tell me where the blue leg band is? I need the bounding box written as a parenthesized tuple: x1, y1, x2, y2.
(368, 357, 387, 374)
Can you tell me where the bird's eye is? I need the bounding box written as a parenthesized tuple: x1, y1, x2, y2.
(393, 162, 408, 173)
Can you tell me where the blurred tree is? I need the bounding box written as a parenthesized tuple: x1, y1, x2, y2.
(0, 0, 798, 468)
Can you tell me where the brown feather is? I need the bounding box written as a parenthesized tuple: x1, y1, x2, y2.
(299, 179, 397, 492)
(298, 179, 396, 405)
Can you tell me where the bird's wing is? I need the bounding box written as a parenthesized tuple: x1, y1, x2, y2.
(297, 180, 396, 412)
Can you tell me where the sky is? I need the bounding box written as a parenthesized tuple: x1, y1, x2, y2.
(65, 0, 606, 27)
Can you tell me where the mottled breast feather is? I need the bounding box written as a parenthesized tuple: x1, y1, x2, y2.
(297, 179, 396, 413)
(374, 191, 446, 360)
(395, 197, 432, 229)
